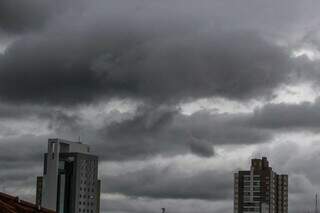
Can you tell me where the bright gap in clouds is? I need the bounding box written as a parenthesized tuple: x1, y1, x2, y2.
(271, 83, 319, 104)
(292, 48, 320, 61)
(75, 99, 141, 128)
(180, 98, 262, 115)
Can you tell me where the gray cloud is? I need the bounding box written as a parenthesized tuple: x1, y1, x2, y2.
(6, 97, 320, 162)
(102, 166, 232, 200)
(95, 98, 320, 160)
(0, 135, 48, 163)
(0, 0, 53, 34)
(250, 98, 320, 131)
(1, 0, 320, 109)
(0, 0, 294, 106)
(2, 0, 320, 36)
(2, 1, 320, 212)
(251, 141, 320, 213)
(101, 196, 231, 213)
(189, 138, 215, 158)
(94, 107, 271, 160)
(0, 135, 46, 200)
(0, 103, 77, 120)
(0, 103, 270, 162)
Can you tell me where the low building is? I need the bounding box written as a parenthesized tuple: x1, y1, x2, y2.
(0, 192, 55, 213)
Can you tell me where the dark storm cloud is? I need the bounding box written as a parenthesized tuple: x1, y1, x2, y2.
(189, 138, 215, 158)
(3, 96, 320, 163)
(93, 107, 271, 160)
(102, 166, 232, 200)
(2, 1, 320, 212)
(5, 97, 320, 162)
(0, 9, 293, 105)
(94, 98, 320, 160)
(0, 0, 53, 33)
(107, 105, 179, 137)
(0, 103, 269, 162)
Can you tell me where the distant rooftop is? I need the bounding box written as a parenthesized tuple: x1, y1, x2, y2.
(48, 138, 90, 154)
(0, 192, 56, 213)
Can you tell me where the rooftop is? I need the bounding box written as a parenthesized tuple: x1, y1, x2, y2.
(48, 138, 90, 154)
(0, 192, 56, 213)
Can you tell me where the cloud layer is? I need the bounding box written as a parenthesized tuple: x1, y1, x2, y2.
(1, 0, 320, 213)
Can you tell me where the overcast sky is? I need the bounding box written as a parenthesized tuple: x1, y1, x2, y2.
(1, 0, 320, 212)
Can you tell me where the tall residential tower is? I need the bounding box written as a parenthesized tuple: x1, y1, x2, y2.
(36, 138, 101, 213)
(234, 157, 288, 213)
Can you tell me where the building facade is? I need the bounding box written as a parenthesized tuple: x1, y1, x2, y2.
(36, 139, 101, 213)
(234, 157, 288, 213)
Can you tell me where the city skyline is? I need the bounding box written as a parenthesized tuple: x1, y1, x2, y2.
(1, 0, 320, 213)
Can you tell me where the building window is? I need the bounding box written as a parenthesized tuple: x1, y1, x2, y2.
(253, 187, 260, 191)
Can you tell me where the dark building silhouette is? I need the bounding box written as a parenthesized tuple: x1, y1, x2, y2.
(234, 157, 288, 213)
